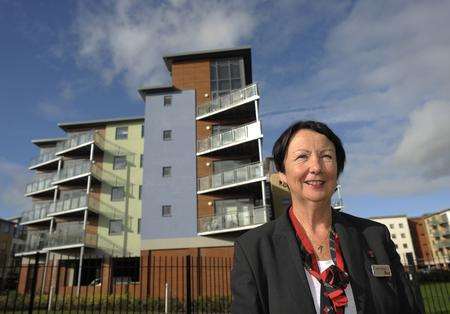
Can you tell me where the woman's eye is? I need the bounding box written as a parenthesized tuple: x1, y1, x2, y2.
(322, 155, 333, 160)
(297, 154, 308, 160)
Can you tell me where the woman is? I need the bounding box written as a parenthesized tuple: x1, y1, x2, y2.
(231, 121, 423, 314)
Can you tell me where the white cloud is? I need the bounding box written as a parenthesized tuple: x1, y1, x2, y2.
(68, 0, 450, 198)
(260, 0, 450, 197)
(36, 100, 79, 121)
(394, 100, 450, 178)
(73, 0, 258, 95)
(0, 159, 31, 217)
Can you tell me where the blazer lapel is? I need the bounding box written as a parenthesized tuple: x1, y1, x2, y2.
(273, 211, 316, 313)
(333, 211, 370, 313)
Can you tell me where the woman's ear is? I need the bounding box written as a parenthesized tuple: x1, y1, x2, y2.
(278, 172, 288, 188)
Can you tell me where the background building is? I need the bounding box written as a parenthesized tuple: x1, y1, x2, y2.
(139, 47, 269, 260)
(408, 216, 434, 266)
(370, 215, 416, 265)
(16, 117, 144, 293)
(423, 209, 450, 263)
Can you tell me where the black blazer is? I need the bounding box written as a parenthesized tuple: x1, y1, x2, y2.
(231, 209, 424, 314)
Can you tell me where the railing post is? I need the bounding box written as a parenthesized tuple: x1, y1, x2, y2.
(185, 255, 191, 314)
(28, 253, 40, 314)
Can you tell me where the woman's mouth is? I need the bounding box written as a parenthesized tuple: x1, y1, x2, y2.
(304, 180, 325, 187)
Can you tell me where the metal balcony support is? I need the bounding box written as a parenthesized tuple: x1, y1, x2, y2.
(254, 99, 266, 207)
(77, 246, 84, 296)
(77, 208, 88, 296)
(89, 143, 94, 161)
(40, 251, 50, 296)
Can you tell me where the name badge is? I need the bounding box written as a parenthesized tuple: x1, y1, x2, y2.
(371, 264, 392, 277)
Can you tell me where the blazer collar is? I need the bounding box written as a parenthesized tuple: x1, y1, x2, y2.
(332, 210, 370, 313)
(273, 209, 370, 313)
(273, 210, 316, 313)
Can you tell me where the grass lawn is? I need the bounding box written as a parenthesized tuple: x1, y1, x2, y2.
(420, 282, 450, 314)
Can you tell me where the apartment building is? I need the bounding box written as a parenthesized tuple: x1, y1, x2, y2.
(408, 216, 434, 265)
(16, 117, 144, 293)
(423, 209, 450, 263)
(370, 215, 416, 265)
(139, 47, 270, 259)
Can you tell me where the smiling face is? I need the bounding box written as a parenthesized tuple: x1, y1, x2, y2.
(278, 129, 338, 206)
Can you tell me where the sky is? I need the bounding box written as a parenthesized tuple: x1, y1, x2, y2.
(0, 0, 449, 219)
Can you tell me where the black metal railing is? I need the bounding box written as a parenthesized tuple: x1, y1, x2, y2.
(1, 253, 449, 313)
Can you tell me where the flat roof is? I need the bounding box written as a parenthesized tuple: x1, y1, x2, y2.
(425, 208, 450, 218)
(31, 137, 66, 147)
(58, 116, 145, 131)
(369, 214, 408, 220)
(163, 46, 253, 84)
(0, 217, 15, 225)
(137, 85, 179, 101)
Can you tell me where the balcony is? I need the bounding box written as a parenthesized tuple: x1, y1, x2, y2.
(29, 149, 61, 170)
(436, 239, 450, 249)
(433, 230, 441, 238)
(197, 121, 262, 156)
(197, 162, 265, 194)
(198, 206, 268, 235)
(443, 227, 450, 237)
(49, 193, 99, 217)
(20, 201, 55, 225)
(428, 218, 438, 226)
(56, 131, 104, 156)
(46, 227, 98, 250)
(196, 83, 259, 120)
(52, 160, 100, 185)
(15, 232, 48, 255)
(25, 173, 57, 197)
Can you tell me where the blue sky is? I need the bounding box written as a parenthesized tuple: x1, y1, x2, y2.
(1, 0, 449, 219)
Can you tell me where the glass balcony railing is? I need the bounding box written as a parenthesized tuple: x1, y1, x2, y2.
(198, 162, 264, 192)
(18, 232, 48, 253)
(29, 149, 59, 168)
(25, 173, 56, 195)
(21, 201, 55, 223)
(53, 193, 99, 214)
(198, 206, 268, 234)
(56, 131, 104, 154)
(54, 160, 93, 183)
(47, 227, 97, 249)
(196, 83, 258, 117)
(197, 121, 261, 154)
(436, 239, 450, 249)
(429, 217, 440, 226)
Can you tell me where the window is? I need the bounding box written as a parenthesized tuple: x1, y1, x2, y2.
(141, 124, 145, 138)
(399, 223, 404, 228)
(115, 127, 128, 140)
(210, 58, 244, 100)
(403, 243, 408, 249)
(111, 187, 125, 201)
(113, 156, 127, 170)
(137, 219, 141, 234)
(164, 95, 172, 106)
(389, 224, 394, 229)
(162, 166, 171, 177)
(109, 220, 123, 235)
(163, 130, 172, 141)
(162, 205, 172, 217)
(401, 233, 406, 238)
(392, 234, 396, 239)
(139, 185, 142, 200)
(140, 154, 144, 168)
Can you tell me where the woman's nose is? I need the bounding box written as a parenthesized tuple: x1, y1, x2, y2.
(309, 155, 322, 174)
